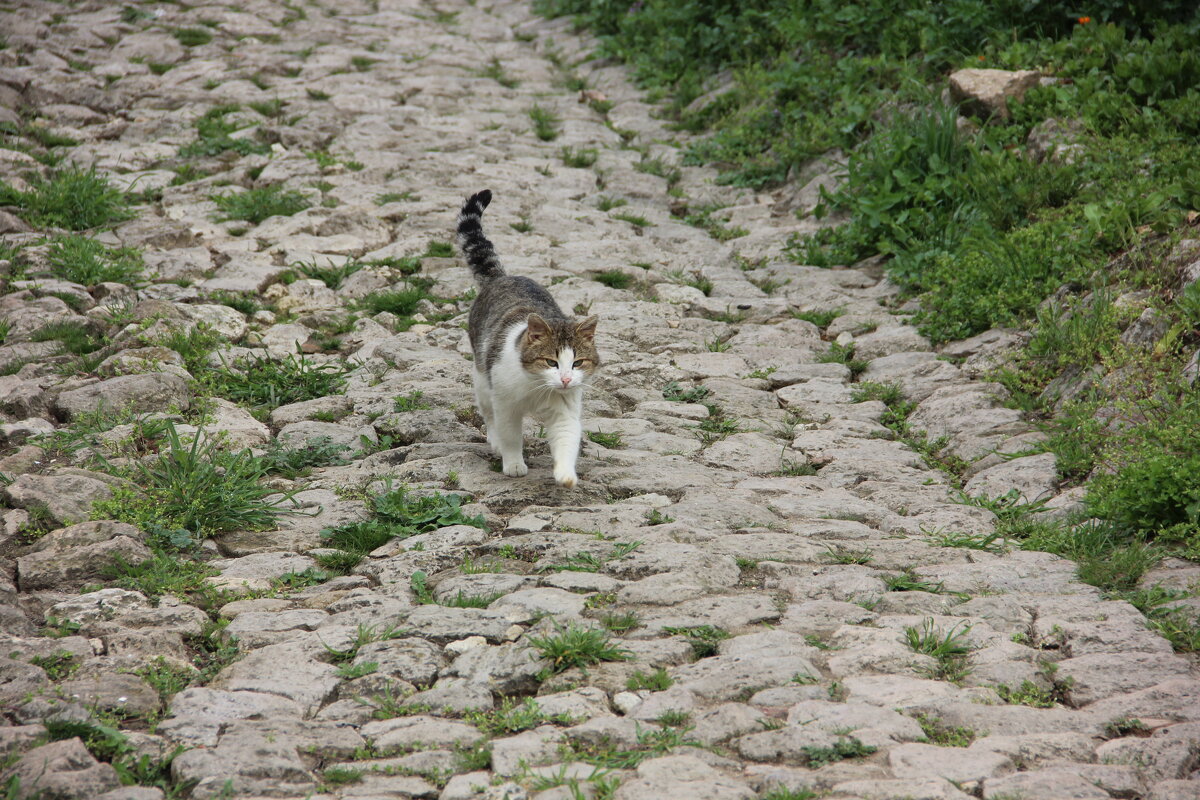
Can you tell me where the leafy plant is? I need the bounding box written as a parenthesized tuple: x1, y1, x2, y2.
(47, 235, 143, 285)
(528, 105, 561, 141)
(662, 625, 729, 659)
(200, 354, 350, 412)
(321, 484, 486, 569)
(529, 624, 632, 674)
(94, 426, 296, 536)
(0, 166, 132, 229)
(211, 185, 311, 224)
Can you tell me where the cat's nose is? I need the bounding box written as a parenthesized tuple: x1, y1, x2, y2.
(560, 376, 571, 387)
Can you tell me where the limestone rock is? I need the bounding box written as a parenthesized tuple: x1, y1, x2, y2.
(949, 69, 1041, 119)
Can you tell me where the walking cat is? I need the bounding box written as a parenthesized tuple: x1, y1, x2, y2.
(456, 189, 599, 487)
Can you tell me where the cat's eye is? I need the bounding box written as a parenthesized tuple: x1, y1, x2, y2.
(545, 359, 558, 368)
(573, 360, 584, 368)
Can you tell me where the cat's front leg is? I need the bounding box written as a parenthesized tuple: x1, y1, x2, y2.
(547, 415, 582, 488)
(492, 407, 527, 477)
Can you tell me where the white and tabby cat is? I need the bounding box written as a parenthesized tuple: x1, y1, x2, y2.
(457, 189, 599, 488)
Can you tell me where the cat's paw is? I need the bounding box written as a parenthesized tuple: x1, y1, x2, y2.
(503, 460, 528, 477)
(554, 467, 578, 488)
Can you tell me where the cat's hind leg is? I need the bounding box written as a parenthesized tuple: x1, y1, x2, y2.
(473, 370, 499, 454)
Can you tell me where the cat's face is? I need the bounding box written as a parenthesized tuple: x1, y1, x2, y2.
(520, 314, 599, 390)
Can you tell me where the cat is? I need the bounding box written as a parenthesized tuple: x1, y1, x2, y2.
(456, 189, 599, 488)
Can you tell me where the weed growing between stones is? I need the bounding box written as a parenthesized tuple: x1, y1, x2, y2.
(42, 717, 189, 795)
(914, 714, 976, 747)
(292, 258, 363, 289)
(586, 430, 623, 449)
(95, 425, 297, 536)
(256, 436, 351, 479)
(0, 166, 132, 229)
(791, 308, 844, 329)
(680, 203, 748, 241)
(904, 619, 973, 682)
(46, 234, 144, 285)
(179, 104, 271, 158)
(662, 625, 730, 659)
(465, 697, 576, 736)
(210, 185, 311, 225)
(528, 105, 561, 141)
(393, 391, 432, 412)
(319, 484, 486, 571)
(593, 269, 632, 289)
(662, 381, 710, 404)
(626, 667, 672, 691)
(561, 145, 599, 168)
(529, 624, 632, 674)
(199, 354, 351, 416)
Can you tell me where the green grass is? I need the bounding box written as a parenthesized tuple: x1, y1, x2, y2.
(200, 354, 350, 413)
(173, 27, 213, 46)
(662, 381, 710, 404)
(528, 105, 561, 141)
(663, 625, 730, 659)
(465, 697, 575, 736)
(611, 211, 652, 227)
(561, 146, 599, 168)
(477, 57, 519, 88)
(29, 320, 105, 356)
(0, 166, 132, 230)
(915, 714, 976, 747)
(211, 185, 311, 225)
(93, 425, 296, 536)
(257, 437, 351, 479)
(394, 391, 432, 412)
(319, 484, 486, 571)
(905, 619, 973, 682)
(626, 667, 672, 691)
(791, 308, 844, 328)
(594, 269, 633, 289)
(597, 195, 627, 211)
(529, 624, 632, 674)
(292, 258, 363, 289)
(47, 235, 143, 285)
(587, 430, 624, 449)
(683, 204, 749, 241)
(179, 104, 271, 158)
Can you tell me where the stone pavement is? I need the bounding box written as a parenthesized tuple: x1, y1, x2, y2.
(0, 0, 1197, 798)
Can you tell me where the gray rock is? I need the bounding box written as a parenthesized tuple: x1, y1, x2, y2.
(205, 552, 318, 593)
(277, 419, 373, 455)
(949, 68, 1041, 119)
(156, 688, 305, 748)
(447, 642, 548, 694)
(404, 605, 518, 643)
(982, 768, 1111, 800)
(963, 453, 1058, 503)
(2, 737, 120, 799)
(614, 754, 755, 800)
(54, 373, 191, 420)
(360, 715, 484, 753)
(3, 473, 115, 528)
(17, 536, 151, 591)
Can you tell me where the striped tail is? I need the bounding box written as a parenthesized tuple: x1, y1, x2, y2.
(457, 189, 504, 281)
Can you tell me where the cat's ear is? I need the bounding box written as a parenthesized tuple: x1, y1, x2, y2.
(525, 313, 552, 343)
(575, 315, 598, 342)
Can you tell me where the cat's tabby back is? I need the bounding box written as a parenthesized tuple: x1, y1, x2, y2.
(457, 189, 599, 487)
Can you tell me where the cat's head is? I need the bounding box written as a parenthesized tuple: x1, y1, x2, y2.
(520, 314, 599, 390)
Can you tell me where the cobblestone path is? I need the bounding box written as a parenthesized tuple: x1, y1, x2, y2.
(0, 1, 1197, 799)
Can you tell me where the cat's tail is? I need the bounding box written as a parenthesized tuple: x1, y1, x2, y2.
(457, 189, 504, 282)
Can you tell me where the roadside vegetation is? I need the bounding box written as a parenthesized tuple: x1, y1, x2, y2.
(540, 0, 1200, 630)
